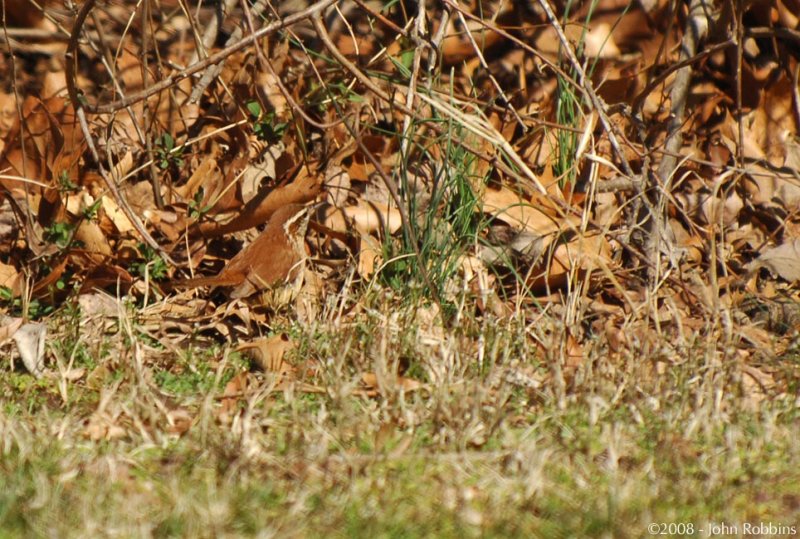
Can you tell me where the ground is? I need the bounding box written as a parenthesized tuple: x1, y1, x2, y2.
(2, 0, 800, 537)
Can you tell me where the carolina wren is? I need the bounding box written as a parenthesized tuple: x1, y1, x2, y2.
(178, 204, 311, 299)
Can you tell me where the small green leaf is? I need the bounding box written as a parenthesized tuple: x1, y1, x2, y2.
(246, 101, 262, 118)
(58, 170, 78, 192)
(400, 49, 415, 70)
(0, 286, 12, 301)
(82, 197, 102, 220)
(45, 222, 74, 248)
(162, 133, 175, 151)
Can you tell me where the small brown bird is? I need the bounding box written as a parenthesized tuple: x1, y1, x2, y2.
(178, 204, 311, 299)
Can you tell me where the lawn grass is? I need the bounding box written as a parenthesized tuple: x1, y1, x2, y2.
(2, 290, 798, 538)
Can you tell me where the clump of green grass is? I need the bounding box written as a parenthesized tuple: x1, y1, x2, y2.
(379, 118, 485, 315)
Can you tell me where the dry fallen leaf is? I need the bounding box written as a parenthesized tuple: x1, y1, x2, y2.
(12, 322, 47, 378)
(166, 409, 194, 436)
(482, 186, 565, 239)
(582, 22, 621, 59)
(0, 260, 20, 291)
(528, 232, 612, 291)
(0, 316, 24, 356)
(60, 368, 86, 381)
(741, 365, 775, 411)
(237, 334, 295, 373)
(218, 371, 249, 425)
(359, 372, 423, 397)
(197, 166, 320, 238)
(84, 412, 127, 441)
(101, 195, 135, 234)
(344, 201, 403, 235)
(749, 239, 800, 282)
(357, 234, 383, 278)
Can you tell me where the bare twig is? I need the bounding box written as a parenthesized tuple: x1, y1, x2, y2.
(138, 2, 164, 208)
(311, 14, 448, 313)
(441, 0, 580, 98)
(650, 0, 708, 280)
(189, 0, 240, 103)
(64, 0, 340, 264)
(631, 39, 735, 113)
(2, 0, 43, 253)
(793, 63, 800, 134)
(427, 2, 449, 86)
(309, 14, 547, 194)
(735, 0, 744, 169)
(746, 26, 800, 44)
(399, 0, 427, 160)
(74, 105, 175, 265)
(595, 175, 641, 194)
(350, 0, 424, 49)
(247, 0, 343, 130)
(452, 6, 525, 130)
(655, 0, 709, 194)
(310, 16, 412, 234)
(66, 0, 340, 115)
(64, 1, 172, 261)
(0, 27, 69, 39)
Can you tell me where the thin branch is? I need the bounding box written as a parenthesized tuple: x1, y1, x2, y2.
(63, 0, 340, 264)
(74, 105, 176, 265)
(746, 26, 800, 44)
(309, 14, 547, 195)
(631, 39, 735, 113)
(650, 0, 709, 283)
(65, 0, 340, 115)
(441, 0, 581, 96)
(399, 0, 427, 160)
(655, 0, 709, 185)
(452, 6, 525, 130)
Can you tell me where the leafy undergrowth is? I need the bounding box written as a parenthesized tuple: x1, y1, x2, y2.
(2, 0, 800, 536)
